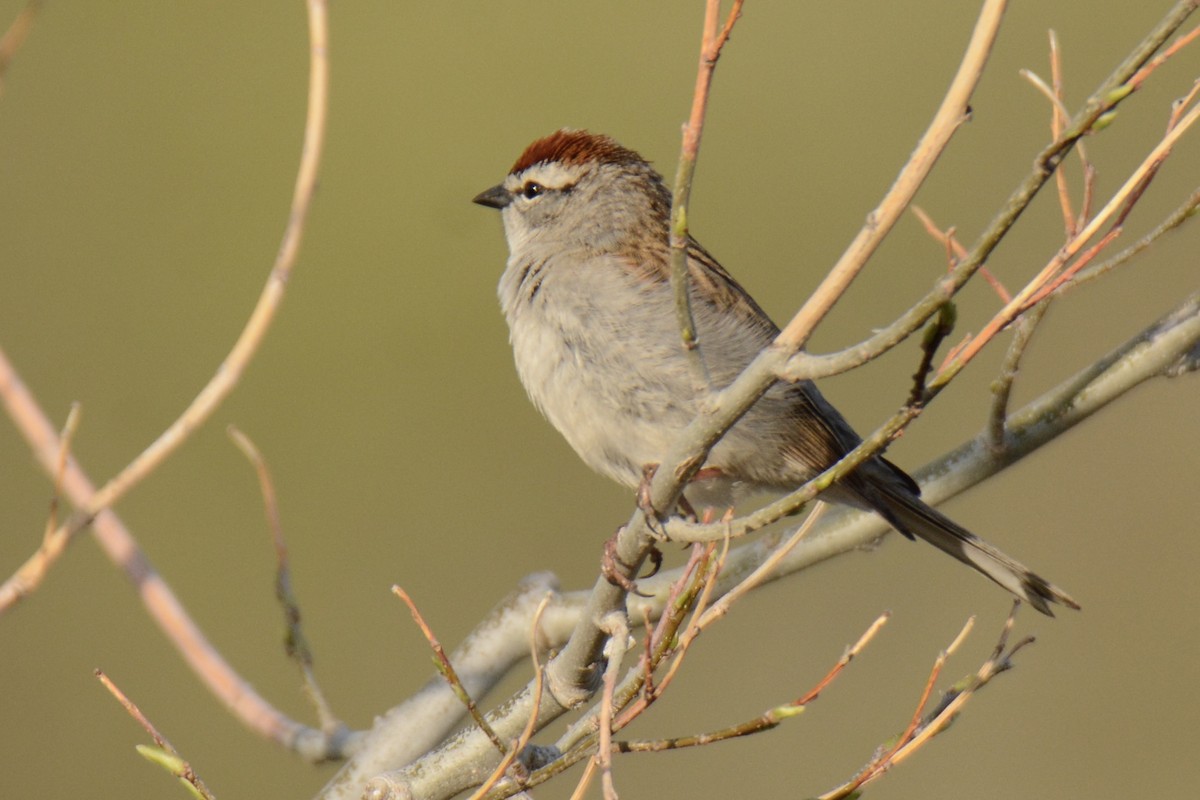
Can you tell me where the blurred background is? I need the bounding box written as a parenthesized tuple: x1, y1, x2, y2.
(0, 2, 1196, 798)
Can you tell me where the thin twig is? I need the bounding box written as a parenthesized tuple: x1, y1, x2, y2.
(638, 536, 726, 704)
(694, 504, 827, 624)
(1128, 22, 1200, 90)
(229, 426, 340, 733)
(5, 403, 82, 600)
(96, 669, 217, 800)
(911, 206, 1010, 302)
(27, 0, 332, 563)
(868, 617, 976, 779)
(987, 301, 1051, 450)
(936, 93, 1200, 381)
(817, 610, 1029, 800)
(613, 612, 889, 753)
(1059, 186, 1200, 295)
(545, 546, 719, 781)
(568, 757, 600, 800)
(469, 593, 553, 799)
(795, 612, 891, 707)
(669, 0, 746, 391)
(393, 586, 507, 756)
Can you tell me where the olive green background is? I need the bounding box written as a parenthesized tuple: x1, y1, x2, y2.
(1, 2, 1197, 798)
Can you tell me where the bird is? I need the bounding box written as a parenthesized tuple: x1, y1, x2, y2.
(473, 128, 1078, 615)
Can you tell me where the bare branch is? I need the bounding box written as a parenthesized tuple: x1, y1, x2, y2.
(0, 0, 345, 763)
(669, 0, 746, 391)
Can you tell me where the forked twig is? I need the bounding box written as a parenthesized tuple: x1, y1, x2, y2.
(3, 403, 81, 600)
(69, 0, 332, 524)
(817, 605, 1030, 800)
(0, 0, 332, 607)
(937, 92, 1200, 378)
(911, 206, 1011, 302)
(1062, 186, 1200, 294)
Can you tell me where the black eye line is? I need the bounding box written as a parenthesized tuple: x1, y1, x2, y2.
(519, 180, 578, 200)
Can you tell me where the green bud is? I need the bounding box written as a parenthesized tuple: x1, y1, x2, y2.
(136, 744, 186, 774)
(1091, 110, 1118, 132)
(1103, 83, 1134, 104)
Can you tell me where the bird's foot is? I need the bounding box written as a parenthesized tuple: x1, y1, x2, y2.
(602, 528, 661, 598)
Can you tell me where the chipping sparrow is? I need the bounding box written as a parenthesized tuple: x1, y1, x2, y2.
(474, 129, 1077, 615)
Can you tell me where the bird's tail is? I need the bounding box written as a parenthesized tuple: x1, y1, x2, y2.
(867, 485, 1079, 616)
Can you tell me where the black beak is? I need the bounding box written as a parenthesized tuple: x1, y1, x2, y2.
(472, 184, 512, 210)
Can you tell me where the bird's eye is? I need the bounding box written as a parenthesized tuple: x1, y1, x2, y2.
(521, 181, 545, 199)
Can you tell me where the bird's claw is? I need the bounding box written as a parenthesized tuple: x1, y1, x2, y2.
(602, 530, 662, 597)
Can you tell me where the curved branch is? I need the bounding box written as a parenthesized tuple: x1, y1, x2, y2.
(0, 0, 339, 760)
(774, 0, 1007, 351)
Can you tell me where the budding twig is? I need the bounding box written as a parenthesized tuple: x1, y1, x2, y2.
(393, 586, 506, 756)
(96, 669, 217, 800)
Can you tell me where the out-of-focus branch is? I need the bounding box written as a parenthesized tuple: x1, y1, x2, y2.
(0, 0, 341, 762)
(0, 0, 332, 613)
(0, 0, 39, 96)
(230, 426, 342, 735)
